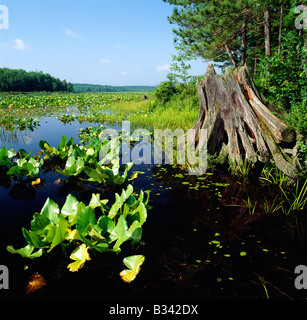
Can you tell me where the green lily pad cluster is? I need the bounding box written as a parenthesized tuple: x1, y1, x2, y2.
(0, 146, 43, 179)
(40, 134, 133, 185)
(7, 184, 150, 272)
(0, 115, 40, 131)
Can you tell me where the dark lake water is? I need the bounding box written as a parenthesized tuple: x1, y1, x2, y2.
(0, 115, 307, 301)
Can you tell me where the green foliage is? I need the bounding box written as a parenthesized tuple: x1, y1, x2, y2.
(7, 156, 43, 179)
(73, 83, 156, 93)
(163, 0, 255, 67)
(7, 184, 150, 275)
(153, 81, 177, 103)
(0, 92, 145, 110)
(39, 135, 76, 160)
(0, 68, 73, 92)
(255, 30, 307, 109)
(0, 146, 43, 180)
(54, 135, 133, 186)
(1, 128, 134, 186)
(120, 255, 145, 283)
(167, 45, 195, 84)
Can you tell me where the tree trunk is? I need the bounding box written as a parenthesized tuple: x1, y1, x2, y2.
(183, 64, 299, 179)
(278, 5, 284, 56)
(264, 8, 271, 57)
(225, 43, 238, 68)
(240, 20, 247, 66)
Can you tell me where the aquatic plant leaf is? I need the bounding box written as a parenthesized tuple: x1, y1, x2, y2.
(110, 216, 130, 252)
(108, 193, 121, 219)
(97, 215, 115, 236)
(22, 228, 46, 249)
(120, 255, 145, 283)
(6, 244, 43, 259)
(136, 202, 147, 225)
(121, 184, 134, 203)
(58, 135, 68, 150)
(48, 217, 69, 252)
(76, 206, 97, 236)
(65, 228, 80, 241)
(128, 220, 142, 244)
(67, 244, 91, 272)
(61, 194, 80, 223)
(40, 198, 60, 225)
(30, 212, 51, 235)
(84, 166, 109, 184)
(89, 193, 109, 211)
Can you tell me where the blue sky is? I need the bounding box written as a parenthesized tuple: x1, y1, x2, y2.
(0, 0, 209, 86)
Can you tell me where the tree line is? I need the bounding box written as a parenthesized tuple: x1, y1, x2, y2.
(73, 83, 156, 93)
(0, 68, 74, 92)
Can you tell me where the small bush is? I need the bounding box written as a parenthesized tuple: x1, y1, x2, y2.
(154, 81, 177, 103)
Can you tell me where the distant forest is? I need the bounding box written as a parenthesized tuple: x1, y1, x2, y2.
(0, 68, 74, 92)
(0, 68, 156, 93)
(73, 83, 156, 92)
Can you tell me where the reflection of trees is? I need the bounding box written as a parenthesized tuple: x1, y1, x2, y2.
(0, 168, 11, 189)
(0, 127, 35, 146)
(8, 181, 37, 202)
(0, 128, 19, 145)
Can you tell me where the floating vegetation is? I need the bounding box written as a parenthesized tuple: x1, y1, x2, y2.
(0, 91, 307, 299)
(8, 184, 150, 279)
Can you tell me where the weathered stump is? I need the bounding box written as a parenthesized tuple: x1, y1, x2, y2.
(186, 64, 299, 178)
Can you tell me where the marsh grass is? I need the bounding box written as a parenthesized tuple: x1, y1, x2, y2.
(280, 178, 307, 215)
(95, 95, 199, 132)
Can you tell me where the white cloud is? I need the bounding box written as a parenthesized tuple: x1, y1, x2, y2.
(121, 71, 128, 76)
(156, 64, 170, 72)
(13, 38, 27, 50)
(64, 28, 83, 38)
(114, 44, 124, 50)
(100, 58, 111, 64)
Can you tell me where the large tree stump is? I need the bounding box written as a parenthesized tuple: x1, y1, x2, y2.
(187, 64, 299, 178)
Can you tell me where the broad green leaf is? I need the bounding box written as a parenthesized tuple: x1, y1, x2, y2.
(120, 184, 134, 204)
(136, 202, 147, 225)
(67, 244, 91, 272)
(84, 166, 109, 184)
(48, 217, 69, 252)
(108, 193, 121, 219)
(0, 147, 8, 161)
(43, 224, 57, 243)
(110, 216, 130, 252)
(61, 194, 80, 223)
(120, 255, 145, 283)
(58, 135, 68, 150)
(76, 206, 97, 236)
(97, 215, 115, 236)
(40, 198, 60, 225)
(89, 193, 109, 210)
(22, 228, 45, 249)
(87, 223, 105, 241)
(30, 212, 51, 235)
(7, 244, 43, 259)
(128, 220, 142, 244)
(126, 194, 136, 207)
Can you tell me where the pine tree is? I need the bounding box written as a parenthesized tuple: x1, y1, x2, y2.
(163, 0, 257, 68)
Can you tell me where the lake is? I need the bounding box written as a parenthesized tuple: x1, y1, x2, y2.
(0, 111, 307, 301)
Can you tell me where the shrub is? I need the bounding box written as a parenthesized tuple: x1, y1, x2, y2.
(154, 81, 177, 103)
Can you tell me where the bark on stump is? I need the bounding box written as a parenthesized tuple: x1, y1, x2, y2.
(186, 64, 299, 179)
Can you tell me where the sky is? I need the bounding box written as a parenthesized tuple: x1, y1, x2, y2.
(0, 0, 210, 86)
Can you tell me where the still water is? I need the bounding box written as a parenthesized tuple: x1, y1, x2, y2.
(0, 115, 306, 300)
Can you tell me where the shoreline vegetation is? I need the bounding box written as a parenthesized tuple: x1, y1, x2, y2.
(1, 83, 307, 299)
